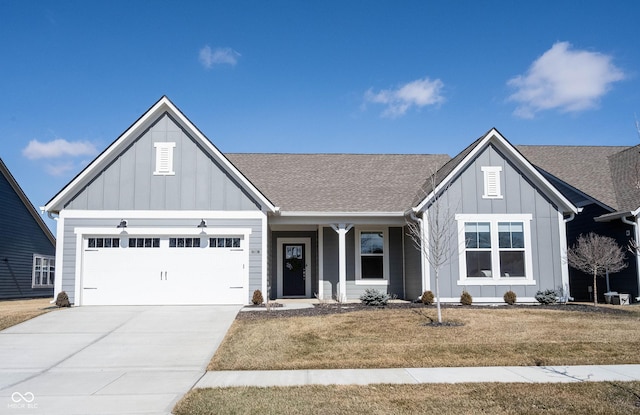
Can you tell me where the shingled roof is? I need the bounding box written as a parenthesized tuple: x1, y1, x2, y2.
(227, 153, 450, 212)
(227, 143, 639, 215)
(517, 145, 628, 210)
(607, 144, 640, 212)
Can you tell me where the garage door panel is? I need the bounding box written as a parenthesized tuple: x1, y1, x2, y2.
(81, 235, 248, 305)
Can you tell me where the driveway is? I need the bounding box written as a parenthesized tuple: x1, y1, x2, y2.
(0, 305, 240, 415)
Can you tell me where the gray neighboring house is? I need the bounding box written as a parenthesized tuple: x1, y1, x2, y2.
(43, 96, 580, 305)
(0, 158, 56, 299)
(519, 145, 640, 302)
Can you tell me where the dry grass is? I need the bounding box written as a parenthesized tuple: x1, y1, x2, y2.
(0, 298, 55, 331)
(174, 382, 640, 415)
(209, 306, 640, 370)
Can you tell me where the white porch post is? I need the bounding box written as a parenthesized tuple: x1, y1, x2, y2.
(331, 223, 353, 302)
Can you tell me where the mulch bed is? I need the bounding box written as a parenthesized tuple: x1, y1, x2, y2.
(236, 302, 636, 321)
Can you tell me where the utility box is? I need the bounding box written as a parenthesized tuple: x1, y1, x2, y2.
(613, 294, 630, 306)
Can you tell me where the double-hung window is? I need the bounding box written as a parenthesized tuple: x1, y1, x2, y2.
(456, 214, 534, 285)
(32, 254, 55, 288)
(355, 228, 389, 285)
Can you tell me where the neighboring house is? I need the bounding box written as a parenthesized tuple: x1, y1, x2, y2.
(519, 145, 640, 302)
(0, 158, 56, 299)
(43, 96, 582, 305)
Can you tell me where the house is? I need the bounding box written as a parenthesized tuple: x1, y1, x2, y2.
(0, 158, 56, 299)
(43, 96, 579, 305)
(519, 145, 640, 302)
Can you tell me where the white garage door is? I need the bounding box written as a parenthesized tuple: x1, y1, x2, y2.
(81, 235, 247, 305)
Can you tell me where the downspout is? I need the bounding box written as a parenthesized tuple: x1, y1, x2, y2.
(46, 210, 59, 304)
(561, 210, 578, 302)
(621, 214, 640, 301)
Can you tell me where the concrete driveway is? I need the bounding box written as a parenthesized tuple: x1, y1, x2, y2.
(0, 305, 240, 415)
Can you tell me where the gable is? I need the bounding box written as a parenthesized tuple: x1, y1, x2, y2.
(45, 97, 276, 214)
(446, 144, 562, 217)
(0, 159, 55, 246)
(414, 129, 577, 215)
(64, 114, 260, 211)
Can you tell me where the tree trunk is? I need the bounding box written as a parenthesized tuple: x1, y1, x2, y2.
(593, 269, 598, 307)
(435, 269, 442, 323)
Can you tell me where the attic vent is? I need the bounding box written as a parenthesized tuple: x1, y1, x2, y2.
(481, 166, 502, 199)
(153, 142, 176, 175)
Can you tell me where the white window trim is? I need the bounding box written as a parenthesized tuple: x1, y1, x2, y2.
(455, 214, 535, 286)
(481, 166, 503, 199)
(355, 227, 389, 285)
(153, 142, 176, 175)
(32, 254, 55, 288)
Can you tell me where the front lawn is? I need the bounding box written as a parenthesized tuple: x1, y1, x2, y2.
(209, 305, 640, 370)
(174, 382, 640, 415)
(0, 298, 56, 331)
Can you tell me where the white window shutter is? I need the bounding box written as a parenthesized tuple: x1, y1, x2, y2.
(481, 166, 502, 198)
(153, 142, 176, 175)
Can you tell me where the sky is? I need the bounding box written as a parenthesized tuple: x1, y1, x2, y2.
(1, 0, 640, 232)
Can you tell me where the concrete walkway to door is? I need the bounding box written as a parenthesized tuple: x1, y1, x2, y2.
(0, 305, 240, 415)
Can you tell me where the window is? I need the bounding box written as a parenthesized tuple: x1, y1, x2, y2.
(498, 222, 525, 277)
(153, 142, 176, 175)
(88, 237, 120, 248)
(209, 237, 241, 248)
(355, 228, 389, 284)
(128, 238, 160, 248)
(456, 214, 534, 285)
(169, 237, 201, 248)
(32, 255, 54, 288)
(481, 166, 502, 199)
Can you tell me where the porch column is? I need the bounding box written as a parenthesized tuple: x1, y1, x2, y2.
(331, 223, 353, 302)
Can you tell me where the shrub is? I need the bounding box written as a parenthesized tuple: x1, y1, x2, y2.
(460, 290, 473, 306)
(421, 290, 435, 305)
(503, 290, 517, 305)
(55, 291, 71, 307)
(360, 289, 389, 306)
(251, 289, 264, 305)
(535, 289, 559, 305)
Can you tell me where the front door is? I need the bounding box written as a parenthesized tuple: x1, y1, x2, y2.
(282, 243, 305, 296)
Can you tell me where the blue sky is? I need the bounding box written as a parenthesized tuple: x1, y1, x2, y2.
(2, 1, 640, 231)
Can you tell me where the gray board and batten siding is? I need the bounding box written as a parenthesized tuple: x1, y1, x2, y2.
(64, 113, 261, 211)
(425, 144, 563, 299)
(58, 113, 267, 304)
(60, 217, 263, 304)
(321, 226, 407, 300)
(0, 160, 55, 299)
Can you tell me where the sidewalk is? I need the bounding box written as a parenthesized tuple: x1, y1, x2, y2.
(196, 365, 640, 388)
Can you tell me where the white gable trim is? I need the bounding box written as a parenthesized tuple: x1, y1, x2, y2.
(414, 129, 578, 214)
(44, 96, 277, 214)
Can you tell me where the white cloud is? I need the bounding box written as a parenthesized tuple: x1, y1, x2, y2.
(44, 161, 76, 177)
(22, 138, 97, 160)
(199, 46, 241, 69)
(364, 77, 445, 118)
(507, 41, 625, 118)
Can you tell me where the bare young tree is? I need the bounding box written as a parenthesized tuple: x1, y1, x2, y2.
(566, 232, 627, 306)
(407, 171, 458, 324)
